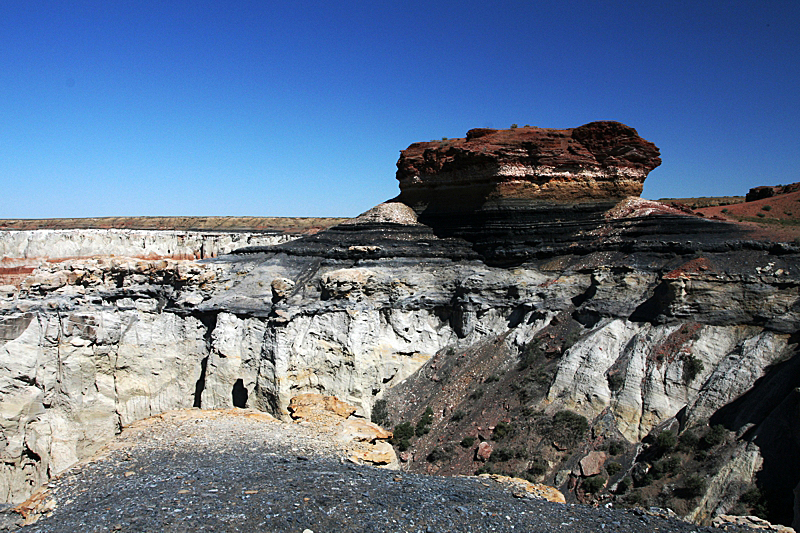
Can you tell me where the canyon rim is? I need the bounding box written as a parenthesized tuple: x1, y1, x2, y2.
(1, 122, 799, 529)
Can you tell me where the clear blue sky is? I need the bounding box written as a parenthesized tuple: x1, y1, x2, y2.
(2, 1, 798, 218)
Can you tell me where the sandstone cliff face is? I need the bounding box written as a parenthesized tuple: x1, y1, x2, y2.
(1, 123, 799, 527)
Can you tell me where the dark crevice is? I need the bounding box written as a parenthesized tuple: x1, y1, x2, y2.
(193, 356, 208, 408)
(232, 378, 248, 408)
(192, 311, 218, 409)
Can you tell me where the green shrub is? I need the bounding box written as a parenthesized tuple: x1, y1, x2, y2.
(510, 124, 518, 129)
(518, 339, 542, 370)
(490, 447, 515, 462)
(677, 430, 699, 452)
(605, 461, 622, 476)
(721, 208, 729, 213)
(701, 424, 726, 448)
(552, 410, 589, 438)
(762, 204, 772, 211)
(683, 474, 706, 498)
(391, 421, 414, 451)
(493, 421, 513, 440)
(450, 410, 465, 422)
(527, 458, 548, 477)
(606, 440, 626, 456)
(616, 476, 633, 494)
(739, 486, 769, 519)
(607, 373, 624, 391)
(371, 399, 389, 427)
(469, 388, 484, 401)
(683, 355, 704, 383)
(655, 430, 677, 455)
(757, 212, 766, 218)
(485, 374, 500, 383)
(583, 475, 606, 493)
(415, 407, 434, 436)
(460, 436, 476, 448)
(427, 445, 455, 463)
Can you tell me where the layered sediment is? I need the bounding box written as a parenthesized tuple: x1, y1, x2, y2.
(1, 122, 799, 527)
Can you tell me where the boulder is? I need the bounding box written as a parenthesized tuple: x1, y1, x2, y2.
(579, 451, 607, 477)
(475, 441, 493, 462)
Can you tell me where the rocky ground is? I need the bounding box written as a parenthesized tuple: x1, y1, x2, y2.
(0, 409, 733, 533)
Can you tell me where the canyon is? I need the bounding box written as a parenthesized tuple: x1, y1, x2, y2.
(1, 122, 799, 529)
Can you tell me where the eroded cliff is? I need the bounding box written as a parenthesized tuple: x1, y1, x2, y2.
(1, 122, 799, 529)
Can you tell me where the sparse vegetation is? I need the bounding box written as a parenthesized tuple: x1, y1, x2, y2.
(607, 372, 624, 391)
(518, 339, 543, 370)
(616, 476, 633, 494)
(583, 475, 606, 493)
(426, 445, 455, 463)
(484, 374, 500, 383)
(391, 422, 414, 451)
(757, 212, 766, 218)
(492, 421, 513, 440)
(490, 447, 515, 462)
(700, 424, 727, 449)
(682, 474, 706, 498)
(526, 457, 548, 477)
(460, 436, 476, 448)
(682, 355, 704, 383)
(654, 430, 677, 456)
(450, 410, 465, 422)
(550, 410, 588, 445)
(721, 208, 729, 213)
(415, 406, 434, 436)
(469, 388, 484, 401)
(371, 399, 389, 428)
(762, 204, 772, 211)
(605, 461, 622, 476)
(606, 440, 625, 456)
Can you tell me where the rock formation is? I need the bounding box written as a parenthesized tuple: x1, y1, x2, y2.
(1, 122, 799, 527)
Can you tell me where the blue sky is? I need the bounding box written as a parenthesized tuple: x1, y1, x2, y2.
(2, 1, 798, 218)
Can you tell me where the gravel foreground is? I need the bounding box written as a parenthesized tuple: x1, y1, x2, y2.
(1, 409, 730, 533)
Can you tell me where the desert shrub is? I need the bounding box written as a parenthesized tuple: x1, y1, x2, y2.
(583, 475, 606, 493)
(625, 489, 644, 504)
(616, 476, 633, 494)
(426, 445, 455, 463)
(446, 347, 455, 356)
(371, 399, 389, 427)
(485, 374, 500, 383)
(605, 461, 623, 476)
(510, 123, 518, 129)
(757, 212, 766, 218)
(721, 208, 729, 213)
(762, 204, 772, 211)
(677, 429, 699, 452)
(655, 430, 677, 456)
(469, 388, 484, 401)
(683, 355, 704, 383)
(651, 456, 681, 479)
(739, 486, 769, 519)
(415, 407, 434, 436)
(490, 447, 515, 462)
(700, 424, 727, 448)
(606, 440, 626, 456)
(450, 410, 465, 422)
(527, 458, 548, 477)
(475, 465, 494, 475)
(607, 372, 624, 391)
(391, 421, 414, 451)
(682, 474, 706, 498)
(460, 436, 476, 448)
(552, 410, 589, 438)
(518, 339, 543, 370)
(493, 421, 513, 440)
